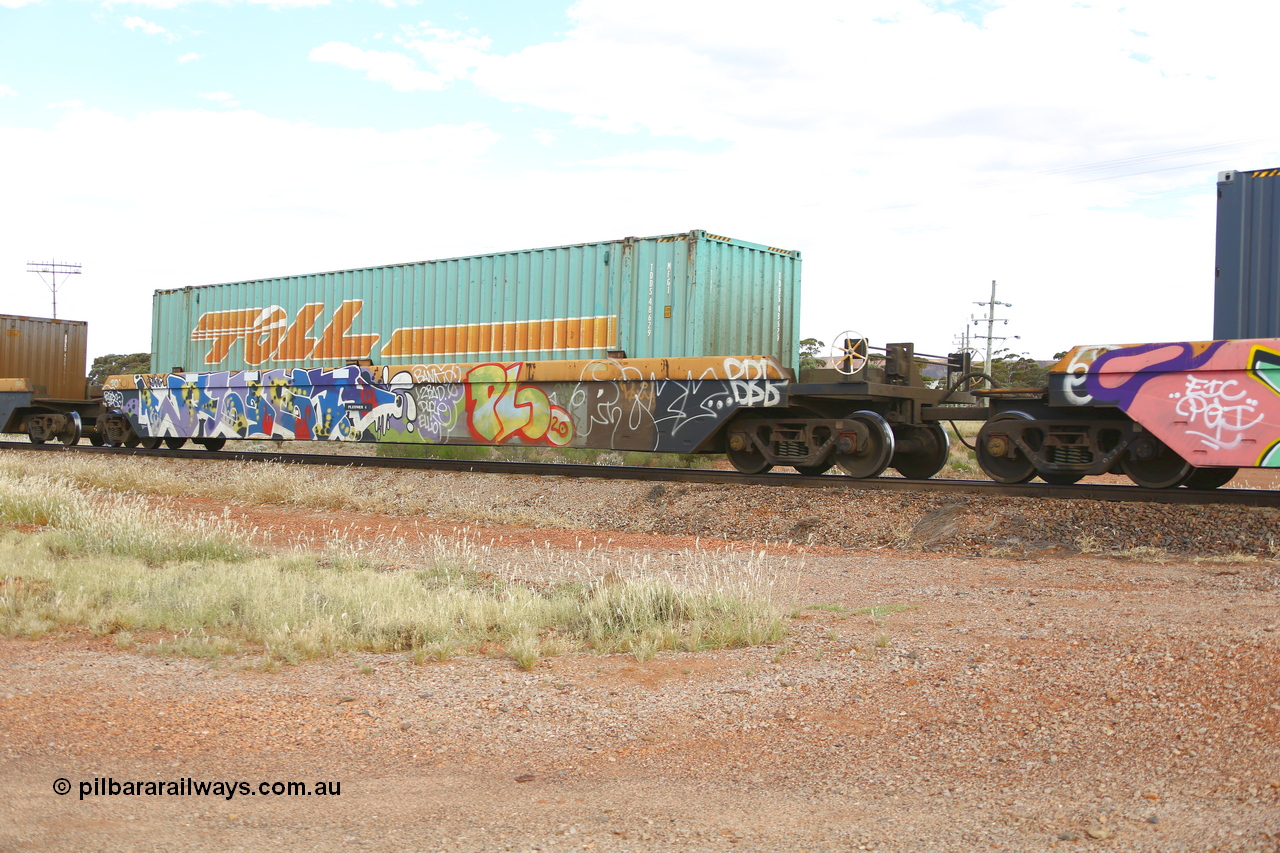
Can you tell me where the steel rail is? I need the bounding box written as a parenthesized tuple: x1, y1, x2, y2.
(3, 440, 1277, 507)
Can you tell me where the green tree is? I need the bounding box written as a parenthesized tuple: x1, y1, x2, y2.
(799, 337, 826, 371)
(89, 353, 151, 384)
(986, 349, 1049, 388)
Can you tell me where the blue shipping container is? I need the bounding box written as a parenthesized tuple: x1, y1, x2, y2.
(1215, 168, 1280, 339)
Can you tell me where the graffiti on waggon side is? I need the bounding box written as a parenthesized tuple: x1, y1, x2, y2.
(104, 357, 789, 453)
(1051, 339, 1280, 467)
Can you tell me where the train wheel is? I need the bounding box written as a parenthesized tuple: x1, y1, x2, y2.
(29, 435, 47, 446)
(793, 461, 833, 476)
(94, 416, 118, 447)
(194, 437, 227, 452)
(892, 423, 950, 479)
(1121, 436, 1192, 489)
(137, 437, 163, 450)
(835, 411, 894, 479)
(727, 444, 773, 474)
(163, 437, 187, 450)
(54, 412, 82, 446)
(1184, 466, 1238, 490)
(123, 435, 140, 448)
(1040, 472, 1083, 485)
(975, 412, 1036, 484)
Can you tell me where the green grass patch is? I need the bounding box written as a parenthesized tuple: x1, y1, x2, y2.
(806, 603, 847, 613)
(0, 464, 789, 664)
(852, 603, 919, 625)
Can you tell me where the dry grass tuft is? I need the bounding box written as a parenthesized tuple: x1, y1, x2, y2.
(0, 461, 792, 664)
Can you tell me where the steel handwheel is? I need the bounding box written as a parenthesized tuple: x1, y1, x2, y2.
(830, 331, 870, 376)
(976, 411, 1037, 484)
(1121, 436, 1192, 489)
(1184, 466, 1238, 490)
(892, 423, 950, 479)
(834, 410, 895, 478)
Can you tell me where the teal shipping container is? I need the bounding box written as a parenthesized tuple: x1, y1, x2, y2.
(152, 230, 802, 374)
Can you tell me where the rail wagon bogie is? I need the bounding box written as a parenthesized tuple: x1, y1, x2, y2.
(972, 337, 1280, 489)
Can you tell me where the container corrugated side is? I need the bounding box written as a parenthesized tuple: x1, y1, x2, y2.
(0, 314, 88, 399)
(152, 230, 801, 374)
(1215, 168, 1280, 339)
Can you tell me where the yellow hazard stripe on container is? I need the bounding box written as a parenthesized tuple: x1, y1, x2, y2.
(1251, 169, 1280, 178)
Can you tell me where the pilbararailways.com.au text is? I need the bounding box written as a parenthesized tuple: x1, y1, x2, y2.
(55, 777, 341, 801)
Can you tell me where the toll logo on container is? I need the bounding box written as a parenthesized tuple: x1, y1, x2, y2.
(190, 301, 376, 365)
(190, 302, 619, 365)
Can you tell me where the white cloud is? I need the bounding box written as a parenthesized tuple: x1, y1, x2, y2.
(177, 52, 201, 63)
(414, 0, 1279, 353)
(197, 91, 239, 107)
(123, 15, 179, 43)
(309, 41, 448, 92)
(531, 128, 559, 146)
(120, 0, 330, 6)
(0, 105, 502, 355)
(8, 0, 1280, 361)
(308, 24, 490, 93)
(0, 85, 17, 98)
(398, 25, 490, 81)
(0, 0, 42, 7)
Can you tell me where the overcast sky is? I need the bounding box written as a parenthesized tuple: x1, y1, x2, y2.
(3, 0, 1279, 363)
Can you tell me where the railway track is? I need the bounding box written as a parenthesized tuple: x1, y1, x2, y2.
(3, 440, 1279, 508)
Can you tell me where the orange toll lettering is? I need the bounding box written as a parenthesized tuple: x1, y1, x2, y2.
(273, 304, 326, 361)
(310, 300, 379, 360)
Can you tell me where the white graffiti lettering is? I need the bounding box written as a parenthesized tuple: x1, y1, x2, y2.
(729, 380, 782, 407)
(1170, 375, 1263, 450)
(1060, 346, 1115, 406)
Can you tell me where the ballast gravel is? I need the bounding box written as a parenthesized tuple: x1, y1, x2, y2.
(1, 462, 1278, 852)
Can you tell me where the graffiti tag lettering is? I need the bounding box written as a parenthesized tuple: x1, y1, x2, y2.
(1170, 376, 1263, 451)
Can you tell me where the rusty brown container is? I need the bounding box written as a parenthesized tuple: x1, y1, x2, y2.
(0, 314, 89, 399)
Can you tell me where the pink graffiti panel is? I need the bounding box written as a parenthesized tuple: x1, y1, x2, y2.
(1083, 340, 1280, 467)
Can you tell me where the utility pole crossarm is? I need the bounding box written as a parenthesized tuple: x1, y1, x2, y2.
(971, 279, 1013, 388)
(26, 260, 81, 319)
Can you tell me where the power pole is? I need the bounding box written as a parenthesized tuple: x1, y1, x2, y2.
(972, 279, 1012, 380)
(26, 260, 81, 319)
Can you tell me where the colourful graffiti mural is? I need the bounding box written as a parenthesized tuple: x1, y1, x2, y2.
(102, 356, 789, 453)
(1051, 339, 1280, 468)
